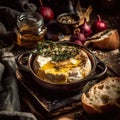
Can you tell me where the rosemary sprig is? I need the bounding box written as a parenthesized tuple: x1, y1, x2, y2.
(37, 41, 81, 62)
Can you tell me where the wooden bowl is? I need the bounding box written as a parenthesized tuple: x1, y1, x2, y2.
(57, 13, 80, 34)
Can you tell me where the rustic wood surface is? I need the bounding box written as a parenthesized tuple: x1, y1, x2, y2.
(12, 10, 120, 120)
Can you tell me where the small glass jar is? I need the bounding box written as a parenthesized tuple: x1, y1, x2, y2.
(15, 12, 47, 48)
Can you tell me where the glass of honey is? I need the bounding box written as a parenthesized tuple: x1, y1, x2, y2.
(15, 12, 47, 48)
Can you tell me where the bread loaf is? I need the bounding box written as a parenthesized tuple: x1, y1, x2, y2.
(81, 77, 120, 114)
(85, 29, 120, 50)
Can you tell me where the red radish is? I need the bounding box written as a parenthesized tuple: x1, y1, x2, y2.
(92, 15, 107, 33)
(39, 0, 54, 21)
(80, 18, 92, 37)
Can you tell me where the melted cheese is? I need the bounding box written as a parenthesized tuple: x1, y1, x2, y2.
(37, 55, 52, 67)
(33, 50, 92, 84)
(41, 58, 81, 75)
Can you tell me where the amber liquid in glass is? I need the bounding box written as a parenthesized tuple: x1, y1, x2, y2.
(15, 12, 47, 48)
(16, 24, 46, 48)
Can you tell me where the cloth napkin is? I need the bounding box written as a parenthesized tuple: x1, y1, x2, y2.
(0, 52, 37, 120)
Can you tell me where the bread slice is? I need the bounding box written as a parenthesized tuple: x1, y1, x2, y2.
(81, 77, 120, 114)
(85, 29, 120, 50)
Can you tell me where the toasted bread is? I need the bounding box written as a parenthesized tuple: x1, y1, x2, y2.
(85, 29, 120, 50)
(81, 77, 120, 114)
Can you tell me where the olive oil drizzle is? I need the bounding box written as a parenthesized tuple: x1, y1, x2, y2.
(37, 41, 81, 62)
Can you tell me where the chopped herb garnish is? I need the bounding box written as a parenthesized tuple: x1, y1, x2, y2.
(37, 41, 81, 62)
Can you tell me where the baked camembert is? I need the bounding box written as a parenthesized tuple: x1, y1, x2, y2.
(33, 42, 92, 84)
